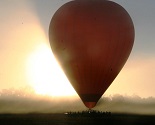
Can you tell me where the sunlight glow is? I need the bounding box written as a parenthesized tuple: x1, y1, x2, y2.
(26, 43, 77, 97)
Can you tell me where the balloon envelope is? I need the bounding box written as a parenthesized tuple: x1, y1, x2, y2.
(49, 0, 134, 109)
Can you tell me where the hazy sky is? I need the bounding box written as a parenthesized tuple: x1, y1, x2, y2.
(0, 0, 155, 113)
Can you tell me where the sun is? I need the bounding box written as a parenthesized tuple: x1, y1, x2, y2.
(26, 43, 77, 97)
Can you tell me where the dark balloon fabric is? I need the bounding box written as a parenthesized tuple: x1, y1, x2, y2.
(49, 0, 134, 109)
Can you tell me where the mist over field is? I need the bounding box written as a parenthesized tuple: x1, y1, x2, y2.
(0, 89, 155, 115)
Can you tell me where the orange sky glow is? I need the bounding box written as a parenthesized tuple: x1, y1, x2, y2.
(0, 0, 155, 99)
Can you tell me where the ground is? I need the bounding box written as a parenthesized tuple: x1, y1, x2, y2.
(0, 113, 155, 125)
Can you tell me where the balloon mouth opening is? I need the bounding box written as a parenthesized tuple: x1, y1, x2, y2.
(84, 102, 97, 109)
(79, 94, 102, 109)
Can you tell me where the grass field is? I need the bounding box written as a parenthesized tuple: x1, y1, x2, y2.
(0, 113, 155, 125)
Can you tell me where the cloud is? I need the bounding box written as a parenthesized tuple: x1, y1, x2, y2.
(0, 90, 155, 115)
(97, 95, 155, 115)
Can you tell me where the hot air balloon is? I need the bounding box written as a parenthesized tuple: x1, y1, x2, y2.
(49, 0, 134, 109)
